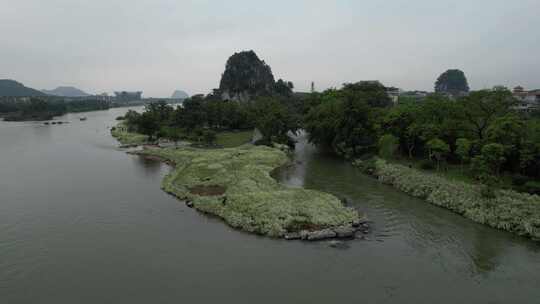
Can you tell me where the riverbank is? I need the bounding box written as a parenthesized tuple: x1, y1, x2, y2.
(111, 123, 149, 146)
(111, 122, 364, 240)
(355, 158, 540, 241)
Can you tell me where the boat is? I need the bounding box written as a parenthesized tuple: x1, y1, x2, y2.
(79, 117, 87, 121)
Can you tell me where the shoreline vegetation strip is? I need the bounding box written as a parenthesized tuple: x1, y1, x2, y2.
(355, 158, 540, 240)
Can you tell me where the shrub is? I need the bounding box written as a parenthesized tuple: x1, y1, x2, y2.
(254, 138, 272, 146)
(524, 181, 540, 195)
(512, 174, 529, 186)
(353, 158, 377, 175)
(419, 160, 435, 170)
(378, 134, 399, 159)
(480, 185, 496, 199)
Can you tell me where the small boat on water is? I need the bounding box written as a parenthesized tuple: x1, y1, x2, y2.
(79, 117, 87, 121)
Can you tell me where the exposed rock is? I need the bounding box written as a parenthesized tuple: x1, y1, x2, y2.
(284, 232, 301, 240)
(217, 50, 293, 102)
(218, 50, 275, 102)
(307, 229, 337, 241)
(185, 201, 194, 208)
(333, 226, 355, 238)
(299, 230, 310, 240)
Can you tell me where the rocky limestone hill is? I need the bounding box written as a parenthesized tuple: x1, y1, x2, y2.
(218, 50, 292, 102)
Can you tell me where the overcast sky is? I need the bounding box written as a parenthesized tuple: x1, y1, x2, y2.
(1, 0, 539, 97)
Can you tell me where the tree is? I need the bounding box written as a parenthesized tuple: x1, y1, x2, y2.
(180, 96, 207, 132)
(383, 101, 421, 158)
(145, 100, 173, 123)
(435, 69, 469, 96)
(341, 81, 392, 108)
(304, 95, 343, 146)
(203, 130, 217, 146)
(481, 143, 506, 176)
(137, 112, 160, 141)
(250, 97, 297, 145)
(459, 88, 516, 141)
(519, 141, 540, 177)
(455, 138, 472, 170)
(426, 138, 450, 170)
(274, 79, 294, 97)
(124, 110, 141, 131)
(378, 134, 399, 159)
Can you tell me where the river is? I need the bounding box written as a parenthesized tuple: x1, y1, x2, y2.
(1, 107, 540, 303)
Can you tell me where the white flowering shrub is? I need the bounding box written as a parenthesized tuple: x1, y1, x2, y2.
(373, 158, 540, 240)
(138, 145, 360, 237)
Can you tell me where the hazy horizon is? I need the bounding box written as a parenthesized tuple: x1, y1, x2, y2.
(1, 0, 539, 97)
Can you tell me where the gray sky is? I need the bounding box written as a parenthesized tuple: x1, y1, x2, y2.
(1, 0, 539, 97)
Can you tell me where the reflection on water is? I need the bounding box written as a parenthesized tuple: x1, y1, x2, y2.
(276, 131, 540, 279)
(132, 156, 167, 177)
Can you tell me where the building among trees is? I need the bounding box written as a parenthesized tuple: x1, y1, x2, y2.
(114, 91, 142, 102)
(512, 86, 540, 112)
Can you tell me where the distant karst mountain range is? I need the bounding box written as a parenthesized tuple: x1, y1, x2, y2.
(0, 79, 47, 97)
(42, 86, 91, 97)
(0, 79, 191, 99)
(171, 90, 189, 99)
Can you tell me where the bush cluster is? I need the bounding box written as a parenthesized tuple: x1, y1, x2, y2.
(372, 158, 540, 240)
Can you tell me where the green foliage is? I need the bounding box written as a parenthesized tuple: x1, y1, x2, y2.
(481, 143, 506, 176)
(2, 98, 68, 121)
(458, 88, 516, 140)
(111, 123, 149, 145)
(362, 86, 540, 190)
(304, 82, 390, 158)
(455, 138, 472, 165)
(524, 181, 540, 195)
(419, 160, 436, 170)
(202, 130, 217, 146)
(250, 97, 298, 145)
(426, 138, 449, 170)
(215, 130, 254, 148)
(378, 134, 399, 159)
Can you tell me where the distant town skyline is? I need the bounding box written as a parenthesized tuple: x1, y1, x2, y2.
(1, 0, 539, 97)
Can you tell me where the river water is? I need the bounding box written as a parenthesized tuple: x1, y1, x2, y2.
(1, 107, 540, 303)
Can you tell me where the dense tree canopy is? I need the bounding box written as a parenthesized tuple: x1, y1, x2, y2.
(304, 81, 391, 158)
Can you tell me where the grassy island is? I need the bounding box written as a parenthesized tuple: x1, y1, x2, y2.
(111, 123, 149, 146)
(135, 145, 360, 238)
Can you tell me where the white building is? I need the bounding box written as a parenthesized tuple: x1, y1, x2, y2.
(513, 86, 540, 112)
